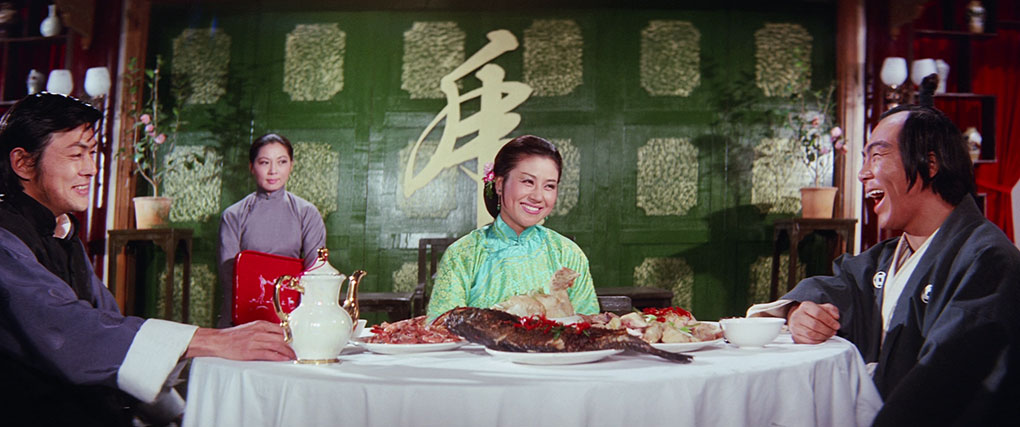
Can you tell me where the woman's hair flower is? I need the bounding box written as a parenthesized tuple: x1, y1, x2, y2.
(139, 114, 151, 124)
(482, 162, 495, 183)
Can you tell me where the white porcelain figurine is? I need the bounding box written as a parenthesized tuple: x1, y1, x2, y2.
(967, 1, 986, 34)
(27, 69, 46, 95)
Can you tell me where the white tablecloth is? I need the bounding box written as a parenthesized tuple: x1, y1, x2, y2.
(183, 334, 882, 427)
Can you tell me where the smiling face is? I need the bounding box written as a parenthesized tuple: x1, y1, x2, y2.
(16, 124, 97, 216)
(859, 112, 933, 232)
(495, 155, 560, 235)
(250, 142, 293, 193)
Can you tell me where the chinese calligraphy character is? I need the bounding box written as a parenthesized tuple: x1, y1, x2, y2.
(402, 29, 533, 227)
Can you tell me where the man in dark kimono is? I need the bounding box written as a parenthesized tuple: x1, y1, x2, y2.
(0, 93, 295, 425)
(749, 77, 1020, 426)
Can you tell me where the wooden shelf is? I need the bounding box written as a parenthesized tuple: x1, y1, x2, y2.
(0, 35, 67, 43)
(935, 92, 995, 100)
(0, 32, 70, 106)
(915, 29, 997, 40)
(0, 0, 75, 109)
(998, 20, 1020, 30)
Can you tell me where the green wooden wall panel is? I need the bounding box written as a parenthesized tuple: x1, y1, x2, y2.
(143, 3, 836, 323)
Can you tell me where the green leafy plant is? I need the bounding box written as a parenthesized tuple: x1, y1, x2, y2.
(785, 84, 844, 187)
(121, 56, 201, 197)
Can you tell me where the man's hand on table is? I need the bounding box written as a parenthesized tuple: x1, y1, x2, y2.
(184, 320, 296, 361)
(787, 301, 840, 344)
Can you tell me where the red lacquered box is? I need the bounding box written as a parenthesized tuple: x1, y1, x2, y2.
(232, 250, 303, 325)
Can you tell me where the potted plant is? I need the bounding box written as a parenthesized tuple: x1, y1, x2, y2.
(785, 85, 844, 218)
(121, 56, 194, 228)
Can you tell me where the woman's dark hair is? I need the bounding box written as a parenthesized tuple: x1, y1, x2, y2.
(484, 135, 563, 218)
(0, 93, 102, 195)
(879, 73, 974, 206)
(249, 133, 294, 164)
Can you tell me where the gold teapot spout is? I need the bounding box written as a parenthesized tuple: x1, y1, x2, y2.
(342, 269, 366, 323)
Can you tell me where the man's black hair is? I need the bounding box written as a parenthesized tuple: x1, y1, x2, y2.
(879, 74, 974, 205)
(0, 93, 102, 195)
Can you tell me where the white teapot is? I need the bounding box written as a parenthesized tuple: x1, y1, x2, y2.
(273, 248, 365, 364)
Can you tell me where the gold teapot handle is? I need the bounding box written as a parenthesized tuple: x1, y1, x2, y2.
(273, 275, 304, 343)
(342, 270, 367, 331)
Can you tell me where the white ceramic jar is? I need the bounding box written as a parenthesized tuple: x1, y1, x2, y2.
(39, 4, 61, 37)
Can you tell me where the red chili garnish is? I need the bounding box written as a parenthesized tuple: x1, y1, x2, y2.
(571, 322, 592, 334)
(507, 315, 591, 335)
(642, 306, 692, 319)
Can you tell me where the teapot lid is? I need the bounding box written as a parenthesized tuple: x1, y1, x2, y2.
(302, 248, 342, 277)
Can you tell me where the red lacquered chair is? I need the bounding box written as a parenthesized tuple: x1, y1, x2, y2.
(232, 250, 304, 325)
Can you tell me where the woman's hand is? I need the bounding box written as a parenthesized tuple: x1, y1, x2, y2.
(184, 320, 295, 361)
(787, 301, 841, 344)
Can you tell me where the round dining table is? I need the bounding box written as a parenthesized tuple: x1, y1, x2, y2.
(183, 333, 882, 427)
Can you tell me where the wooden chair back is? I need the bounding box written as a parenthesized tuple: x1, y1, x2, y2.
(597, 295, 633, 315)
(413, 237, 458, 317)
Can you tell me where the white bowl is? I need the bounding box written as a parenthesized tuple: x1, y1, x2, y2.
(353, 319, 367, 338)
(720, 317, 785, 348)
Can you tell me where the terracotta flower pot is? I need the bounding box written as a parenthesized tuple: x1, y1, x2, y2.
(800, 187, 837, 219)
(133, 196, 173, 229)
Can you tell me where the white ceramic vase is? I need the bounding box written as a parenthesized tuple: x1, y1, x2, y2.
(45, 69, 72, 95)
(39, 4, 61, 37)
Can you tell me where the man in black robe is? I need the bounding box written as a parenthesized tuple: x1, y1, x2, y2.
(0, 93, 295, 425)
(752, 77, 1020, 426)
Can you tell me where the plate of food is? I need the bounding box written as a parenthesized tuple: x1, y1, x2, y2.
(484, 348, 622, 365)
(581, 307, 724, 349)
(651, 338, 725, 353)
(354, 340, 465, 355)
(356, 316, 464, 354)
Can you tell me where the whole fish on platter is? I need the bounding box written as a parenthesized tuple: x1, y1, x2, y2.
(439, 307, 692, 363)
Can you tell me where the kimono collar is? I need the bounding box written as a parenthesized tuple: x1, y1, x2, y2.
(490, 214, 542, 244)
(923, 194, 985, 249)
(256, 187, 287, 201)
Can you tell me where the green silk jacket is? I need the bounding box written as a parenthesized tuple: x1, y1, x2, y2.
(426, 215, 599, 320)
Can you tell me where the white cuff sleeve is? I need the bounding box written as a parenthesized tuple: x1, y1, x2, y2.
(746, 299, 794, 318)
(117, 319, 198, 403)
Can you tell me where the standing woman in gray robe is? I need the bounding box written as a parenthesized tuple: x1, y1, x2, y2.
(217, 133, 326, 327)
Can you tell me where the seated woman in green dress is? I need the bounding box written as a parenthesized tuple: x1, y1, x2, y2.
(426, 135, 599, 320)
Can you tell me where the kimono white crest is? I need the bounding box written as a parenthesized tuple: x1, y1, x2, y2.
(872, 271, 887, 289)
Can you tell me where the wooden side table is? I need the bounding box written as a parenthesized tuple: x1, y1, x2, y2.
(770, 218, 857, 300)
(108, 228, 193, 322)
